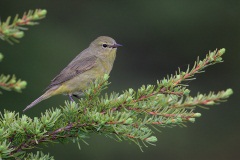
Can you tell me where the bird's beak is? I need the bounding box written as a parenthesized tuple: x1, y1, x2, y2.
(111, 43, 122, 48)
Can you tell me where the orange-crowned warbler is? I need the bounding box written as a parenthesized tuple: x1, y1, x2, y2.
(23, 36, 121, 112)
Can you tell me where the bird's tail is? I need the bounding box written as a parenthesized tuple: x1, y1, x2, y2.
(23, 91, 53, 112)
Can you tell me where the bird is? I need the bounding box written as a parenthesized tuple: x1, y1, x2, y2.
(23, 36, 121, 112)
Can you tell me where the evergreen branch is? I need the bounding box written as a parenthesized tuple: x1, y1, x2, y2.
(172, 48, 225, 86)
(169, 89, 233, 109)
(0, 74, 27, 92)
(0, 9, 47, 44)
(0, 49, 233, 159)
(113, 48, 226, 108)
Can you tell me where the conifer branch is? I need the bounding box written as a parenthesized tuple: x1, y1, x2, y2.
(0, 49, 233, 159)
(0, 74, 27, 92)
(0, 9, 46, 94)
(0, 9, 47, 44)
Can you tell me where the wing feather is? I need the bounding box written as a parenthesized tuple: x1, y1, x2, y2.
(45, 55, 97, 90)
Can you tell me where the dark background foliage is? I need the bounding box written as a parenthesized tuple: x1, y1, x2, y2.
(1, 1, 239, 160)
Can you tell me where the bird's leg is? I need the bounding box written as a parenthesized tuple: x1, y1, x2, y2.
(69, 94, 79, 110)
(69, 94, 75, 101)
(72, 94, 85, 113)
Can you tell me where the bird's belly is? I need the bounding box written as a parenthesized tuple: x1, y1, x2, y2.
(58, 66, 107, 95)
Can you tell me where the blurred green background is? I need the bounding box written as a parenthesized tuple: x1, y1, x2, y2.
(1, 1, 240, 160)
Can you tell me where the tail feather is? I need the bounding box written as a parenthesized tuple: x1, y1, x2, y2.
(23, 92, 51, 112)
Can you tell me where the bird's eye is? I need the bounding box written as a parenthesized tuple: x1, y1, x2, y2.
(102, 44, 108, 48)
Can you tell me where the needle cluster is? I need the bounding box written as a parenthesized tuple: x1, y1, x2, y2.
(0, 9, 47, 44)
(0, 74, 27, 93)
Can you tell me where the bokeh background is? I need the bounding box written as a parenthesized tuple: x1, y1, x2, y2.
(1, 1, 239, 160)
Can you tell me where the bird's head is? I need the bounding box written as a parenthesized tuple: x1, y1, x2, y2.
(90, 36, 122, 55)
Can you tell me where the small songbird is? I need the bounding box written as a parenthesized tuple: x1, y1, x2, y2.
(23, 36, 121, 112)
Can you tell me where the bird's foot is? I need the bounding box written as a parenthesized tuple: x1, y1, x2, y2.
(69, 95, 75, 102)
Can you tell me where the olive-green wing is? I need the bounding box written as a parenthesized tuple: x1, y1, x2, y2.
(45, 55, 97, 90)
